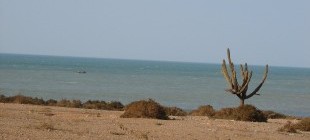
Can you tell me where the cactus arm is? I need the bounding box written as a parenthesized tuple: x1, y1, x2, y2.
(237, 71, 252, 94)
(246, 65, 268, 99)
(227, 48, 239, 93)
(222, 60, 233, 90)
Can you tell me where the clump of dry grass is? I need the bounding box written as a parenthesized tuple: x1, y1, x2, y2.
(293, 117, 310, 131)
(262, 110, 288, 119)
(110, 131, 126, 135)
(1, 94, 46, 105)
(46, 99, 58, 106)
(278, 121, 297, 133)
(82, 100, 124, 110)
(0, 94, 124, 111)
(57, 99, 82, 108)
(234, 105, 267, 122)
(121, 99, 168, 120)
(37, 122, 56, 131)
(164, 106, 187, 116)
(213, 105, 267, 122)
(190, 105, 215, 117)
(105, 101, 124, 110)
(279, 118, 310, 133)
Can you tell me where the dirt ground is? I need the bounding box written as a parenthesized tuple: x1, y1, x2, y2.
(0, 103, 309, 140)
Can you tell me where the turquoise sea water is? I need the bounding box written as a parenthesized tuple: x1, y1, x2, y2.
(0, 53, 309, 117)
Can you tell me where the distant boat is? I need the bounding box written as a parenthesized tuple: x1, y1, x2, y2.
(77, 71, 87, 74)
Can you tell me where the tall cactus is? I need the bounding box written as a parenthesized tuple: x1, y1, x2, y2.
(221, 48, 268, 107)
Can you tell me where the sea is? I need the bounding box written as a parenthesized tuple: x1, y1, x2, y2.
(0, 53, 309, 117)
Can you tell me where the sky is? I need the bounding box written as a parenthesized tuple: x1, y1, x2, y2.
(0, 0, 309, 68)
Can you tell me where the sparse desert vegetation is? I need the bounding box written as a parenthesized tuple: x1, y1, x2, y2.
(0, 94, 124, 111)
(164, 106, 187, 116)
(190, 104, 267, 122)
(294, 117, 310, 131)
(190, 105, 215, 117)
(0, 94, 299, 123)
(1, 103, 309, 140)
(278, 118, 310, 133)
(121, 99, 168, 120)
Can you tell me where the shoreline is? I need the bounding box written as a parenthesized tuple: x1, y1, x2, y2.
(1, 103, 309, 140)
(0, 94, 305, 119)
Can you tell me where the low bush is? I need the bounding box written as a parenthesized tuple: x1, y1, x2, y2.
(164, 107, 187, 116)
(0, 95, 8, 102)
(105, 101, 124, 110)
(4, 95, 46, 105)
(213, 105, 267, 122)
(56, 99, 72, 107)
(46, 99, 58, 106)
(234, 105, 267, 122)
(278, 121, 297, 133)
(57, 99, 82, 108)
(121, 99, 168, 120)
(0, 94, 124, 110)
(190, 105, 215, 117)
(293, 117, 310, 131)
(263, 110, 287, 119)
(213, 107, 235, 119)
(83, 100, 106, 109)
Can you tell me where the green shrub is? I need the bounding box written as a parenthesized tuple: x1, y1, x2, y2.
(121, 99, 168, 120)
(190, 105, 215, 117)
(164, 107, 187, 116)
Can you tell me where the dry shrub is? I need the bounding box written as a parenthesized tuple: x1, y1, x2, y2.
(263, 110, 287, 119)
(213, 108, 235, 120)
(82, 100, 124, 110)
(38, 122, 56, 131)
(214, 105, 267, 122)
(234, 105, 267, 122)
(83, 100, 106, 109)
(12, 95, 36, 104)
(0, 95, 7, 102)
(56, 99, 71, 107)
(46, 99, 58, 106)
(293, 117, 310, 131)
(278, 121, 297, 133)
(56, 99, 82, 108)
(105, 101, 124, 110)
(121, 99, 168, 120)
(0, 94, 124, 111)
(164, 107, 187, 116)
(190, 105, 215, 117)
(5, 95, 46, 105)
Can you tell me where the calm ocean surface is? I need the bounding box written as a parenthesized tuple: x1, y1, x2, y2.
(0, 53, 309, 117)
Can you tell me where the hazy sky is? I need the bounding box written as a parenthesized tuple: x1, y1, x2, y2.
(1, 0, 309, 67)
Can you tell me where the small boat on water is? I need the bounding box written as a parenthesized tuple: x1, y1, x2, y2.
(77, 71, 87, 74)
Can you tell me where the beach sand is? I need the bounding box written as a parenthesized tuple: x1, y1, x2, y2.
(0, 103, 309, 140)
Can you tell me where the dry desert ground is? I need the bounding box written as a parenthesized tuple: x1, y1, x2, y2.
(0, 103, 309, 140)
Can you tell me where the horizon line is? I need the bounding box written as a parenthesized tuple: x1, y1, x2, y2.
(1, 52, 309, 69)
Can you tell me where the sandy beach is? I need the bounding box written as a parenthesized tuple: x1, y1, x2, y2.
(0, 103, 309, 140)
